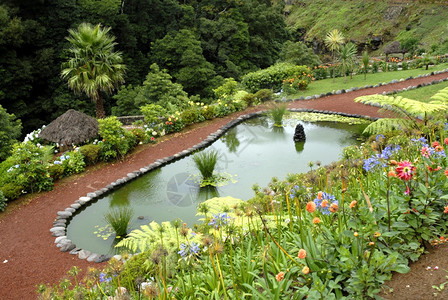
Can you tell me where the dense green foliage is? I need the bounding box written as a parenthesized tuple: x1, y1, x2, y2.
(0, 105, 22, 161)
(0, 0, 289, 134)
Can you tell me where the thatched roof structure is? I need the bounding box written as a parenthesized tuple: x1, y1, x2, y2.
(39, 109, 99, 145)
(384, 41, 404, 54)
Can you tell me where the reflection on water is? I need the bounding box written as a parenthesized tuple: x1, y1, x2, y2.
(67, 114, 366, 254)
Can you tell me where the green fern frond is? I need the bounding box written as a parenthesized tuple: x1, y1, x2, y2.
(355, 94, 447, 118)
(430, 87, 448, 104)
(362, 118, 414, 135)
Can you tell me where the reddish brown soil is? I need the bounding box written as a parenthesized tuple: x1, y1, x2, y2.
(1, 72, 448, 300)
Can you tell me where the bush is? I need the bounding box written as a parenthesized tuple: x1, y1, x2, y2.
(79, 144, 101, 165)
(98, 117, 130, 161)
(181, 108, 203, 125)
(0, 183, 23, 201)
(213, 78, 238, 99)
(163, 116, 184, 134)
(401, 61, 409, 70)
(202, 105, 215, 120)
(5, 143, 53, 193)
(312, 65, 329, 80)
(60, 151, 85, 176)
(242, 63, 312, 93)
(129, 127, 147, 145)
(140, 104, 166, 125)
(47, 164, 65, 181)
(241, 93, 257, 107)
(371, 61, 379, 73)
(0, 190, 6, 212)
(254, 89, 274, 102)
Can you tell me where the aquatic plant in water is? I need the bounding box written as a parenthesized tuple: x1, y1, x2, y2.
(193, 150, 218, 185)
(269, 104, 288, 127)
(104, 207, 134, 238)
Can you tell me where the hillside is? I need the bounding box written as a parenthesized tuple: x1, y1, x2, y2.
(285, 0, 448, 54)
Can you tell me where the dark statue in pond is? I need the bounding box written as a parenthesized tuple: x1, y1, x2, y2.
(293, 123, 306, 142)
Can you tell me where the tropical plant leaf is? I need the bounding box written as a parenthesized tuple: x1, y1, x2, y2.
(361, 118, 414, 135)
(355, 94, 447, 118)
(430, 87, 448, 104)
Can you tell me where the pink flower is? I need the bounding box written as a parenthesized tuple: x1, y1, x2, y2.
(421, 147, 430, 158)
(395, 161, 416, 181)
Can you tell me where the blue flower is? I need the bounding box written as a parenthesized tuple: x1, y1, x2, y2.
(99, 272, 112, 283)
(376, 134, 385, 142)
(313, 192, 338, 215)
(178, 242, 200, 258)
(208, 213, 230, 229)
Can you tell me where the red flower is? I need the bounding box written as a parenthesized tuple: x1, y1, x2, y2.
(432, 141, 440, 148)
(395, 161, 416, 181)
(306, 202, 316, 213)
(444, 138, 448, 145)
(421, 147, 430, 158)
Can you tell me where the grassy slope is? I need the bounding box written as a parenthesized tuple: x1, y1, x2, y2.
(287, 63, 448, 98)
(395, 80, 448, 103)
(286, 0, 448, 51)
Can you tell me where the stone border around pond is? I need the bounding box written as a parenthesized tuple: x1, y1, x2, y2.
(51, 69, 448, 263)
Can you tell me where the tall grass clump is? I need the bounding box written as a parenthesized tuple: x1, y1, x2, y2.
(270, 104, 288, 126)
(105, 207, 134, 238)
(193, 150, 218, 184)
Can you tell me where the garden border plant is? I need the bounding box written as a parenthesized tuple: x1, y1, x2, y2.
(50, 109, 378, 263)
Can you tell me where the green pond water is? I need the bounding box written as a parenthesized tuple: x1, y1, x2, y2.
(67, 114, 366, 254)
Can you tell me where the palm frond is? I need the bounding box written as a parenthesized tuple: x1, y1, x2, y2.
(430, 87, 448, 104)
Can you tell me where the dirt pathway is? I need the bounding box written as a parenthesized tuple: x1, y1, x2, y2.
(0, 72, 447, 300)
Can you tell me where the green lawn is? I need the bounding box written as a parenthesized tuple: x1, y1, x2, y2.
(287, 63, 448, 99)
(394, 80, 448, 103)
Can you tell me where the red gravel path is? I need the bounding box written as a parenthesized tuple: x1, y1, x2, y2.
(0, 72, 447, 300)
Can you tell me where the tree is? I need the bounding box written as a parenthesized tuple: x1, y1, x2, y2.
(338, 43, 357, 83)
(324, 29, 345, 82)
(279, 41, 321, 67)
(151, 29, 216, 98)
(61, 23, 126, 119)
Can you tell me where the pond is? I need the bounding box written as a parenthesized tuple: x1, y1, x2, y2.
(67, 113, 366, 254)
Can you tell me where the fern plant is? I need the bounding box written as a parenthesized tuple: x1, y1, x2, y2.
(354, 94, 448, 135)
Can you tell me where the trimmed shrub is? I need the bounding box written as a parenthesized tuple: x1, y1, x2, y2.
(202, 106, 215, 120)
(1, 182, 23, 201)
(47, 164, 65, 181)
(98, 117, 129, 161)
(242, 63, 312, 93)
(181, 108, 203, 125)
(242, 93, 257, 107)
(254, 89, 274, 102)
(79, 144, 101, 165)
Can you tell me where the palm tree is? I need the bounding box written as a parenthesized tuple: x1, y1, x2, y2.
(61, 23, 126, 119)
(324, 29, 345, 82)
(338, 43, 357, 83)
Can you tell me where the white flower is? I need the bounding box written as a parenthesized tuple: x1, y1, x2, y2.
(3, 260, 7, 263)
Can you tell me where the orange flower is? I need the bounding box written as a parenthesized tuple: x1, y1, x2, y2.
(373, 231, 381, 238)
(354, 232, 359, 237)
(444, 138, 448, 145)
(445, 169, 448, 178)
(317, 191, 323, 200)
(298, 249, 307, 259)
(388, 170, 397, 177)
(444, 206, 448, 214)
(302, 266, 310, 275)
(321, 200, 328, 208)
(306, 202, 316, 213)
(275, 271, 285, 282)
(329, 203, 339, 213)
(369, 242, 375, 246)
(349, 201, 357, 209)
(435, 145, 444, 152)
(312, 217, 321, 224)
(432, 141, 440, 148)
(389, 160, 398, 166)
